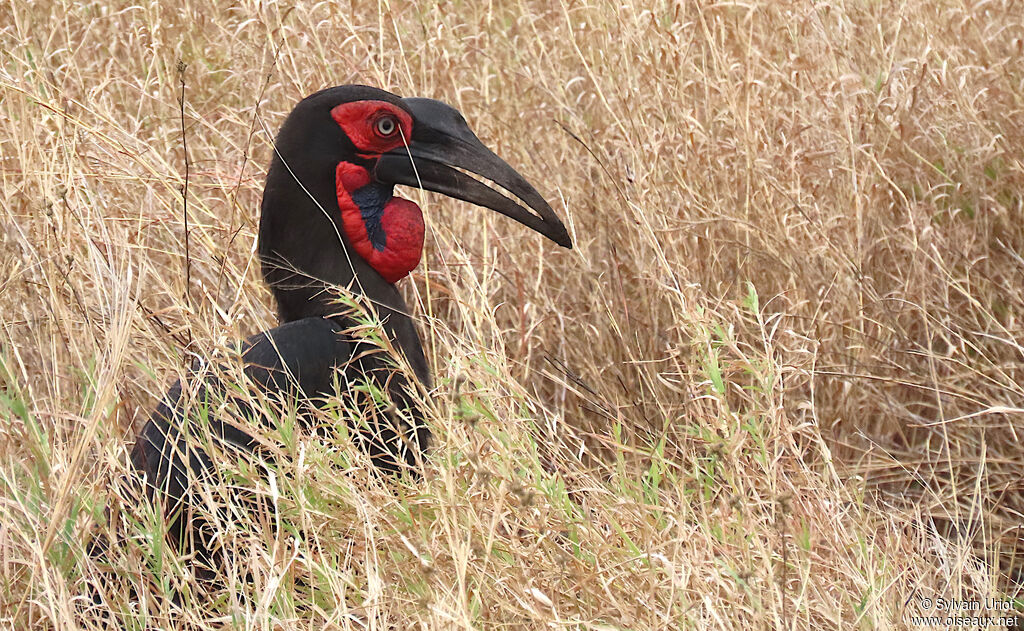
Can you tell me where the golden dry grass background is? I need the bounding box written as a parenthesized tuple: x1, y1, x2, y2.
(2, 0, 1023, 628)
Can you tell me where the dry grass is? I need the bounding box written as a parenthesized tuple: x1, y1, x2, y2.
(2, 0, 1023, 628)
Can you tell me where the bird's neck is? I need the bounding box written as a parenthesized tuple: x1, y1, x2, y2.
(257, 158, 431, 385)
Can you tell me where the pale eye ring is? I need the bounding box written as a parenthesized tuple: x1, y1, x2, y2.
(375, 115, 398, 137)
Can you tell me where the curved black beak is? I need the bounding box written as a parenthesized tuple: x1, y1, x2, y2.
(372, 98, 572, 249)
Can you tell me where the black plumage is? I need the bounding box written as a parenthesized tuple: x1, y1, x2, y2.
(125, 85, 571, 569)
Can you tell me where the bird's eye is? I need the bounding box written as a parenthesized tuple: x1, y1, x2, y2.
(374, 115, 398, 137)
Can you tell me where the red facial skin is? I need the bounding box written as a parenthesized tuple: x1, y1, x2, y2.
(331, 100, 413, 155)
(330, 101, 424, 284)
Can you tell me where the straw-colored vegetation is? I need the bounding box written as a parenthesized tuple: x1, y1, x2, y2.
(2, 0, 1023, 628)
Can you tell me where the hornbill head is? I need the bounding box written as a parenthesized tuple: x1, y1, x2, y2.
(259, 85, 571, 302)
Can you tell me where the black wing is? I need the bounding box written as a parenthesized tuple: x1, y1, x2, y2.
(129, 316, 426, 558)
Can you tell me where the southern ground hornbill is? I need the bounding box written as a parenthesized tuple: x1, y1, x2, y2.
(125, 85, 571, 569)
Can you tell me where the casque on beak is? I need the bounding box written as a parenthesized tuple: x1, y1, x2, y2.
(372, 97, 572, 249)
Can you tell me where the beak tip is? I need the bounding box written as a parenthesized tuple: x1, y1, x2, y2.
(545, 222, 572, 248)
(542, 214, 572, 248)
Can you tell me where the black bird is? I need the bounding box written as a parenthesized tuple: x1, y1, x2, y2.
(128, 85, 571, 565)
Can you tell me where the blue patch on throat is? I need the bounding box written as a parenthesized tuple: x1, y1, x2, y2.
(349, 182, 394, 252)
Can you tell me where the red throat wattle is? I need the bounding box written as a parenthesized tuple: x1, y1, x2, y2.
(335, 161, 424, 284)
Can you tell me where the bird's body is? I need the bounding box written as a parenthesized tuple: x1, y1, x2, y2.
(126, 85, 570, 569)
